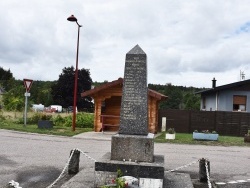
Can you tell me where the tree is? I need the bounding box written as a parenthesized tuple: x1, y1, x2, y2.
(51, 66, 93, 112)
(2, 84, 25, 112)
(148, 83, 202, 110)
(30, 81, 54, 106)
(0, 67, 14, 91)
(183, 92, 200, 110)
(159, 84, 183, 109)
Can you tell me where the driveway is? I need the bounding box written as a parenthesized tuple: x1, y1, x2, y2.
(0, 130, 249, 187)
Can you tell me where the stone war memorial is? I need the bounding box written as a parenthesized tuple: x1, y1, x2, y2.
(94, 45, 165, 188)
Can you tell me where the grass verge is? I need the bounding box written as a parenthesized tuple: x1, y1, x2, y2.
(155, 132, 250, 147)
(0, 122, 92, 137)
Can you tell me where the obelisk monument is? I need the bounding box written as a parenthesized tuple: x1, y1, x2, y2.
(119, 44, 148, 135)
(95, 45, 164, 187)
(111, 44, 154, 162)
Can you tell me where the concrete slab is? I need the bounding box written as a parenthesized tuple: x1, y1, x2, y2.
(72, 131, 117, 141)
(164, 172, 194, 188)
(72, 131, 162, 141)
(61, 166, 194, 188)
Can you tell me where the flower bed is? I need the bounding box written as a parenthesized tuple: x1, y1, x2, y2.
(193, 131, 219, 141)
(165, 128, 175, 140)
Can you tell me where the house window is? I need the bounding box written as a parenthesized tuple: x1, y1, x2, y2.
(233, 95, 247, 111)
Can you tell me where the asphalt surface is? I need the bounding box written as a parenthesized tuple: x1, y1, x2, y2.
(0, 130, 250, 188)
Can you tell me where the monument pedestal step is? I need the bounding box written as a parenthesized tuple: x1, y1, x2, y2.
(111, 134, 154, 163)
(94, 152, 165, 187)
(61, 166, 194, 188)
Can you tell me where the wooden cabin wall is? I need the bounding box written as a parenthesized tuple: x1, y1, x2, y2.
(94, 96, 160, 133)
(102, 96, 121, 131)
(92, 84, 162, 133)
(93, 85, 122, 132)
(148, 96, 158, 133)
(94, 98, 102, 132)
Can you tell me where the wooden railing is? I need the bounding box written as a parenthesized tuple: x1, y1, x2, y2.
(100, 115, 120, 133)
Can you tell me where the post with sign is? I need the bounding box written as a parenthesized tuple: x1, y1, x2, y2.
(23, 79, 33, 126)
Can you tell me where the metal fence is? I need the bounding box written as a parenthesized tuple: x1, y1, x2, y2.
(158, 109, 250, 136)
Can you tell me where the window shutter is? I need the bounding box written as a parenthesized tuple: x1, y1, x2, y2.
(233, 96, 246, 105)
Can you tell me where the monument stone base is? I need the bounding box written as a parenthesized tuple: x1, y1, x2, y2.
(95, 152, 165, 188)
(111, 134, 154, 163)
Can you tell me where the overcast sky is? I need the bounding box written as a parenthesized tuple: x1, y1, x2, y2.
(1, 0, 250, 88)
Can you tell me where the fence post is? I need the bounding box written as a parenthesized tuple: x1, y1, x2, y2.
(68, 149, 80, 174)
(188, 110, 191, 133)
(214, 111, 217, 132)
(199, 158, 210, 182)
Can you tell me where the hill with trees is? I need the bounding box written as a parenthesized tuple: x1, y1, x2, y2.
(148, 83, 204, 110)
(1, 67, 205, 112)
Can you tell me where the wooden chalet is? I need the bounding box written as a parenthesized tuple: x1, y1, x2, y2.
(81, 78, 167, 133)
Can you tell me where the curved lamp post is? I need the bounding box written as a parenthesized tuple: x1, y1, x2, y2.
(67, 15, 82, 131)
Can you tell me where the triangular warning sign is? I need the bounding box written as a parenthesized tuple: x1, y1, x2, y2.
(23, 79, 33, 92)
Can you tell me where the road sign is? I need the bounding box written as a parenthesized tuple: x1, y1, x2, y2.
(24, 92, 31, 97)
(23, 78, 33, 126)
(23, 79, 33, 92)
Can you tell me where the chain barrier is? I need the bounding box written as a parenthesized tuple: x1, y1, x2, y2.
(46, 148, 96, 188)
(165, 159, 199, 173)
(205, 159, 212, 188)
(46, 149, 76, 188)
(76, 148, 97, 162)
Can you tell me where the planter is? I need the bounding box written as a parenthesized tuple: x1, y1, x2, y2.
(166, 133, 175, 140)
(193, 132, 218, 141)
(38, 120, 53, 129)
(244, 135, 250, 143)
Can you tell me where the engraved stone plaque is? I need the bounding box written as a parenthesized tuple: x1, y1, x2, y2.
(119, 44, 148, 135)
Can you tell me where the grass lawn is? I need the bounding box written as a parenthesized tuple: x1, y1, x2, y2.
(0, 111, 94, 136)
(155, 132, 250, 147)
(0, 122, 93, 137)
(1, 110, 249, 146)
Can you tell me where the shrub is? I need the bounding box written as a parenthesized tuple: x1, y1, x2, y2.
(28, 113, 52, 124)
(76, 113, 94, 128)
(52, 115, 65, 126)
(195, 130, 218, 134)
(0, 114, 6, 121)
(28, 113, 42, 124)
(16, 117, 24, 124)
(167, 128, 175, 134)
(41, 114, 52, 120)
(2, 112, 94, 128)
(51, 113, 94, 128)
(61, 115, 73, 127)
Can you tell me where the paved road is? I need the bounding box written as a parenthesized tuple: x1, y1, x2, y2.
(0, 129, 249, 187)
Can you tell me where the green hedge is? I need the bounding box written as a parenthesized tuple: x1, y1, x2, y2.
(7, 112, 94, 128)
(52, 113, 94, 128)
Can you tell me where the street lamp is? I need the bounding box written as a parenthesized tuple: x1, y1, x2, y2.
(67, 15, 82, 131)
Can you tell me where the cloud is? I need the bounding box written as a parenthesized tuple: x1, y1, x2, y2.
(1, 0, 250, 87)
